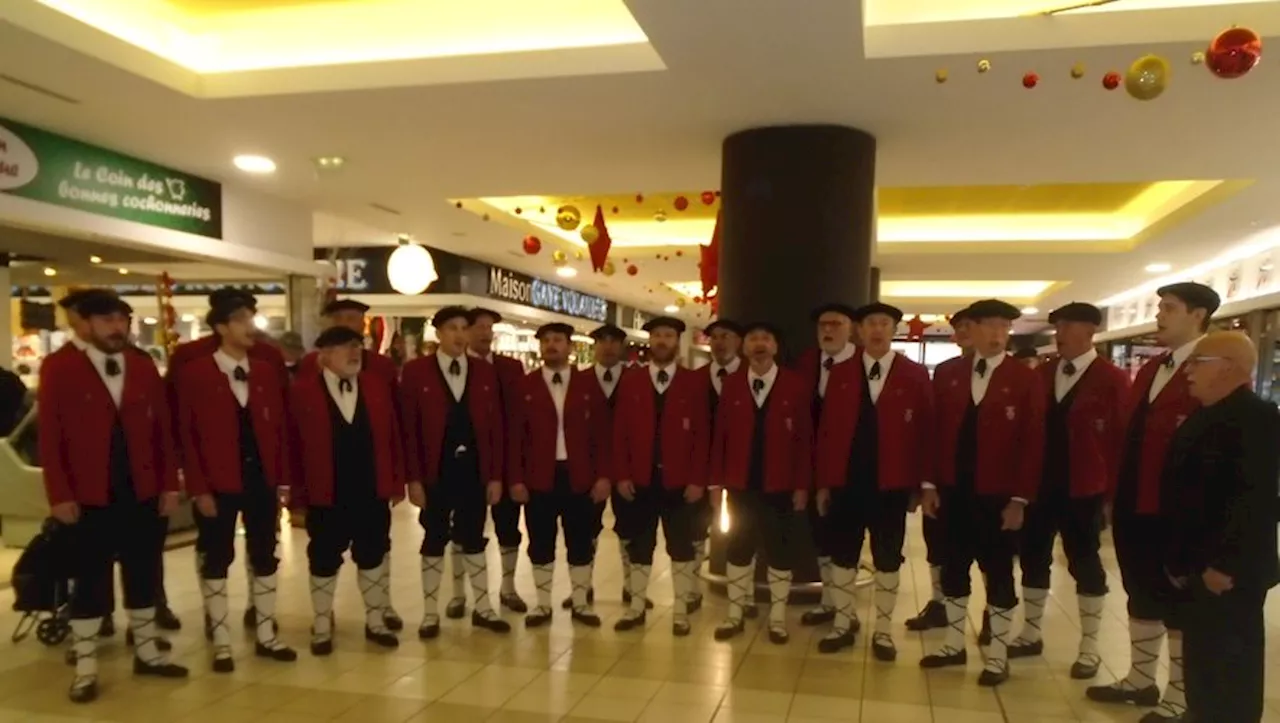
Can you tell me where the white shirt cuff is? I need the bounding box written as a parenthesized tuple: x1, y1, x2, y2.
(921, 482, 936, 490)
(1011, 497, 1028, 505)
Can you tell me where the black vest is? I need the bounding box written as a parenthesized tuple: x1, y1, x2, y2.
(955, 399, 980, 492)
(652, 383, 667, 475)
(747, 391, 771, 491)
(848, 373, 879, 490)
(811, 357, 826, 427)
(1043, 374, 1081, 496)
(236, 403, 268, 491)
(440, 365, 479, 481)
(327, 387, 376, 501)
(107, 413, 135, 505)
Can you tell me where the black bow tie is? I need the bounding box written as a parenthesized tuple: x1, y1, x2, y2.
(752, 378, 765, 395)
(338, 379, 353, 394)
(717, 368, 728, 379)
(603, 369, 613, 382)
(1162, 355, 1175, 370)
(233, 367, 249, 382)
(822, 357, 834, 371)
(104, 357, 121, 377)
(449, 359, 461, 376)
(551, 372, 563, 385)
(656, 370, 670, 385)
(1063, 361, 1077, 377)
(868, 361, 882, 381)
(975, 358, 989, 378)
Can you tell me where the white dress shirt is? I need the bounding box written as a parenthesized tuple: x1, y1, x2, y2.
(819, 343, 857, 397)
(595, 363, 622, 399)
(747, 364, 778, 408)
(971, 352, 1007, 405)
(863, 350, 896, 404)
(542, 366, 570, 461)
(467, 349, 494, 364)
(438, 352, 468, 401)
(649, 361, 678, 392)
(85, 345, 125, 408)
(709, 357, 741, 395)
(214, 349, 251, 408)
(1149, 335, 1205, 402)
(323, 368, 358, 423)
(1054, 348, 1098, 402)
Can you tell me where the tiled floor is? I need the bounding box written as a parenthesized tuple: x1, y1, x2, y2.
(0, 507, 1277, 722)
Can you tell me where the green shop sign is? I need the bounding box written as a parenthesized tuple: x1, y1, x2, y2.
(0, 117, 222, 239)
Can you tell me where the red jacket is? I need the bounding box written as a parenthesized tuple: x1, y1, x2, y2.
(288, 369, 404, 507)
(39, 347, 179, 507)
(169, 335, 289, 394)
(485, 353, 526, 404)
(711, 366, 812, 493)
(177, 355, 290, 496)
(1038, 356, 1131, 499)
(933, 356, 1046, 500)
(612, 365, 709, 489)
(508, 368, 609, 494)
(1122, 352, 1199, 515)
(816, 351, 934, 491)
(299, 348, 399, 400)
(400, 355, 504, 486)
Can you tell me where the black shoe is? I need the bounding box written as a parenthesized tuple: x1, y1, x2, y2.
(687, 593, 703, 614)
(978, 611, 992, 646)
(99, 618, 115, 638)
(1085, 683, 1161, 706)
(310, 638, 334, 656)
(383, 609, 404, 632)
(125, 630, 172, 652)
(68, 678, 98, 704)
(562, 589, 596, 609)
(1008, 639, 1043, 659)
(672, 619, 691, 637)
(365, 626, 399, 648)
(525, 609, 553, 629)
(905, 600, 947, 631)
(743, 605, 759, 620)
(1139, 711, 1187, 723)
(499, 593, 528, 614)
(472, 611, 512, 634)
(133, 658, 189, 679)
(872, 635, 898, 662)
(920, 648, 968, 669)
(818, 630, 855, 654)
(255, 641, 298, 662)
(978, 666, 1009, 687)
(614, 612, 646, 632)
(768, 627, 789, 645)
(622, 590, 655, 610)
(444, 598, 467, 620)
(714, 619, 745, 641)
(800, 607, 836, 626)
(1071, 657, 1101, 680)
(418, 621, 440, 640)
(212, 655, 235, 674)
(571, 609, 602, 628)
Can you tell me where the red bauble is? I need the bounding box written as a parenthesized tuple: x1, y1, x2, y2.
(674, 196, 689, 211)
(611, 206, 619, 214)
(626, 264, 638, 276)
(514, 207, 522, 215)
(454, 201, 463, 209)
(1102, 71, 1121, 90)
(635, 193, 644, 204)
(700, 191, 716, 205)
(1022, 72, 1038, 89)
(1206, 26, 1262, 79)
(522, 235, 542, 255)
(675, 250, 683, 257)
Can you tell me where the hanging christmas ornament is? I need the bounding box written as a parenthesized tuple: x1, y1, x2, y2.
(455, 201, 463, 209)
(1125, 54, 1170, 101)
(675, 298, 687, 308)
(700, 191, 716, 205)
(977, 59, 991, 73)
(1070, 62, 1086, 79)
(654, 210, 667, 223)
(674, 196, 689, 211)
(626, 264, 638, 276)
(693, 296, 703, 304)
(622, 258, 629, 263)
(573, 250, 584, 261)
(611, 206, 619, 214)
(601, 260, 616, 276)
(1102, 71, 1121, 90)
(1205, 26, 1262, 79)
(580, 224, 600, 245)
(635, 193, 644, 204)
(935, 69, 949, 83)
(539, 206, 546, 214)
(1022, 72, 1039, 89)
(514, 207, 522, 215)
(1191, 50, 1206, 65)
(522, 235, 542, 255)
(655, 253, 662, 260)
(482, 213, 490, 222)
(551, 250, 567, 266)
(555, 205, 582, 231)
(675, 250, 684, 257)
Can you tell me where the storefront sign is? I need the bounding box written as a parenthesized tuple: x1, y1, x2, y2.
(487, 267, 609, 322)
(0, 117, 222, 239)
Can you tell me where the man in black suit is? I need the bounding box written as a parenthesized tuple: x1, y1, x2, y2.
(1165, 331, 1279, 723)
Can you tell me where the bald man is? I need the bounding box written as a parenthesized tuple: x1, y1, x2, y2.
(1163, 332, 1278, 723)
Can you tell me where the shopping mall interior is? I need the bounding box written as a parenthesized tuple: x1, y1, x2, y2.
(1, 0, 1279, 721)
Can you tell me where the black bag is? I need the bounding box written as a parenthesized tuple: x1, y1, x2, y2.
(10, 518, 73, 645)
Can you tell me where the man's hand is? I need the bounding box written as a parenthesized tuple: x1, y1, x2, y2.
(1166, 568, 1189, 590)
(51, 501, 80, 525)
(407, 482, 426, 508)
(617, 480, 636, 501)
(816, 488, 832, 517)
(792, 489, 809, 512)
(159, 492, 181, 518)
(1000, 500, 1025, 531)
(277, 486, 291, 507)
(390, 494, 404, 507)
(1203, 567, 1234, 595)
(194, 493, 217, 518)
(920, 488, 941, 518)
(486, 481, 504, 505)
(906, 492, 921, 514)
(509, 483, 530, 505)
(1103, 501, 1113, 530)
(590, 479, 611, 504)
(684, 484, 705, 504)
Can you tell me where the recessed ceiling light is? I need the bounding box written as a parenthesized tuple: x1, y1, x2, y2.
(313, 156, 345, 169)
(143, 317, 157, 325)
(555, 266, 578, 278)
(43, 267, 56, 276)
(181, 313, 196, 323)
(118, 268, 129, 275)
(664, 304, 679, 313)
(89, 255, 102, 264)
(1144, 262, 1172, 273)
(233, 154, 277, 174)
(1021, 306, 1039, 315)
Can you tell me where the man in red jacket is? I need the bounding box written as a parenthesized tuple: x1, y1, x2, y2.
(814, 303, 932, 660)
(711, 322, 811, 645)
(41, 292, 189, 703)
(612, 316, 708, 636)
(177, 292, 297, 672)
(1008, 302, 1128, 680)
(402, 307, 509, 638)
(1086, 282, 1218, 723)
(508, 323, 611, 628)
(290, 326, 405, 656)
(920, 299, 1044, 687)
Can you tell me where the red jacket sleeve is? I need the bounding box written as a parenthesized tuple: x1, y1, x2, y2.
(589, 380, 611, 482)
(612, 380, 633, 483)
(792, 383, 814, 492)
(286, 382, 308, 509)
(387, 387, 405, 494)
(506, 377, 528, 489)
(913, 364, 937, 489)
(689, 378, 710, 489)
(399, 363, 423, 485)
(149, 363, 180, 494)
(175, 371, 209, 496)
(1104, 366, 1132, 499)
(487, 369, 505, 484)
(38, 360, 73, 507)
(1016, 370, 1047, 502)
(710, 387, 729, 488)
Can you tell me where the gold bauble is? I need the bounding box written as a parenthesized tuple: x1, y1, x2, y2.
(555, 205, 582, 231)
(674, 298, 687, 308)
(580, 224, 600, 245)
(654, 209, 667, 223)
(573, 250, 584, 261)
(935, 69, 948, 83)
(601, 260, 616, 276)
(1191, 50, 1206, 65)
(977, 59, 991, 73)
(1070, 62, 1086, 79)
(1125, 54, 1170, 101)
(551, 249, 567, 265)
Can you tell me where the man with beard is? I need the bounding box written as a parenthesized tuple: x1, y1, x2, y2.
(452, 307, 529, 617)
(290, 326, 404, 655)
(612, 317, 708, 636)
(402, 307, 509, 638)
(1008, 302, 1128, 680)
(177, 291, 296, 672)
(920, 299, 1044, 687)
(41, 292, 189, 703)
(1086, 282, 1219, 723)
(711, 322, 811, 645)
(510, 323, 610, 628)
(814, 303, 932, 660)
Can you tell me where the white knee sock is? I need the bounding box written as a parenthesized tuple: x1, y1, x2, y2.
(449, 544, 467, 602)
(672, 560, 696, 623)
(420, 556, 444, 625)
(465, 553, 497, 616)
(570, 564, 593, 611)
(817, 556, 834, 609)
(627, 564, 651, 616)
(70, 618, 100, 682)
(127, 607, 166, 664)
(201, 577, 231, 653)
(766, 567, 791, 629)
(619, 541, 633, 597)
(380, 553, 397, 615)
(826, 564, 857, 638)
(874, 571, 900, 637)
(935, 596, 968, 654)
(1077, 594, 1104, 661)
(724, 562, 752, 622)
(1122, 618, 1165, 690)
(929, 565, 944, 603)
(357, 561, 391, 632)
(532, 563, 554, 612)
(1159, 631, 1187, 716)
(985, 605, 1014, 674)
(309, 574, 337, 640)
(1016, 587, 1048, 644)
(251, 574, 281, 647)
(499, 546, 519, 596)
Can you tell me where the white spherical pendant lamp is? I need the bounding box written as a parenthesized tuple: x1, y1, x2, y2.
(387, 240, 438, 296)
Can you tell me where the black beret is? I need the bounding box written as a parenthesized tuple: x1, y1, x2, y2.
(742, 321, 784, 343)
(810, 302, 858, 323)
(1013, 347, 1039, 360)
(950, 306, 974, 324)
(207, 290, 256, 326)
(704, 319, 744, 337)
(535, 322, 575, 340)
(432, 306, 470, 328)
(314, 326, 364, 349)
(323, 298, 370, 316)
(467, 307, 503, 324)
(589, 324, 627, 342)
(966, 299, 1022, 321)
(1156, 282, 1220, 316)
(1047, 302, 1103, 326)
(643, 316, 686, 334)
(852, 302, 904, 324)
(76, 293, 132, 318)
(58, 288, 116, 311)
